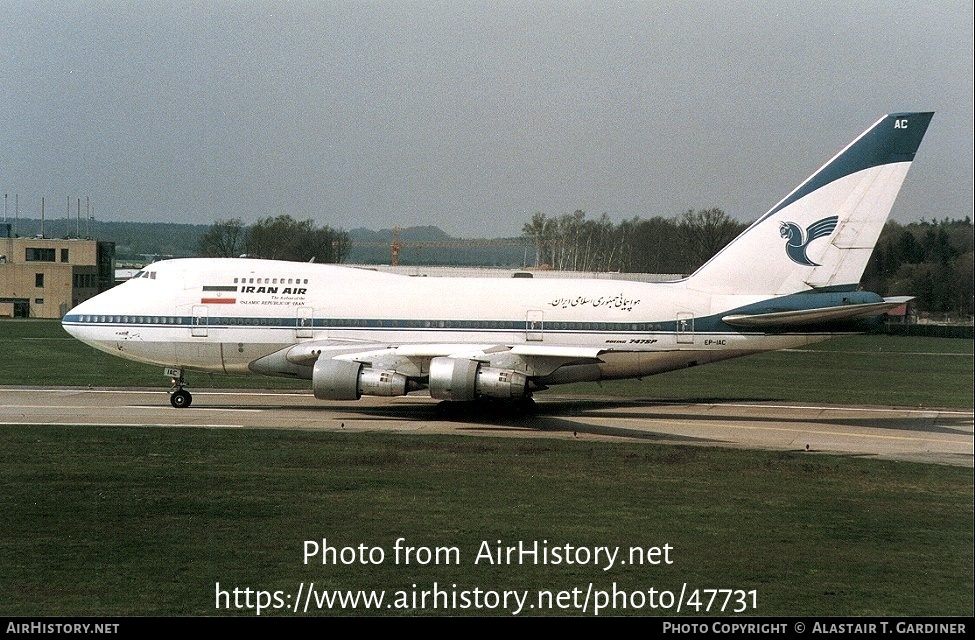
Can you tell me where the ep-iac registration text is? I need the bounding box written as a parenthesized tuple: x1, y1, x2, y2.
(212, 538, 759, 615)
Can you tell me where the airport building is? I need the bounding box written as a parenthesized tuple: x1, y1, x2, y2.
(0, 225, 115, 318)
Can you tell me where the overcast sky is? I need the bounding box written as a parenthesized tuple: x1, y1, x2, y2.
(2, 1, 972, 238)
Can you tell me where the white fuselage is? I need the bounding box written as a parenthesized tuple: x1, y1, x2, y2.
(62, 258, 829, 387)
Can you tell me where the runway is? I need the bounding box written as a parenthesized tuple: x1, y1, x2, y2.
(1, 386, 972, 467)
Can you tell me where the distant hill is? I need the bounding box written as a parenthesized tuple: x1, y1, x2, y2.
(346, 226, 529, 266)
(6, 217, 529, 267)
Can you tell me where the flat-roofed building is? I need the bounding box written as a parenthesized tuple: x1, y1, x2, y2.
(0, 227, 115, 318)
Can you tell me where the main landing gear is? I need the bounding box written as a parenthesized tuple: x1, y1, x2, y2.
(166, 367, 193, 409)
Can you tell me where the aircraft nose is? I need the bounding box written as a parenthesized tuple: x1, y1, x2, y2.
(62, 298, 92, 339)
(61, 290, 113, 341)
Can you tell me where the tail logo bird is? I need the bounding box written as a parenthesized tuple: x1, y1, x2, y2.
(778, 216, 839, 266)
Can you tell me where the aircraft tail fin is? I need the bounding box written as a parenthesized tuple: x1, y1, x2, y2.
(686, 112, 933, 295)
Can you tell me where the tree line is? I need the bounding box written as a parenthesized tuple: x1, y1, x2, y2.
(862, 218, 973, 317)
(199, 215, 350, 264)
(522, 208, 747, 274)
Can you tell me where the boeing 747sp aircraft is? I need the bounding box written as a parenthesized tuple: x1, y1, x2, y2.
(63, 112, 933, 410)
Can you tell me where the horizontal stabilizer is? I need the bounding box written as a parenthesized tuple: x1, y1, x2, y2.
(722, 297, 913, 328)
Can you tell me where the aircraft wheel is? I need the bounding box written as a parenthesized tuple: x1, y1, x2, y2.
(171, 389, 192, 409)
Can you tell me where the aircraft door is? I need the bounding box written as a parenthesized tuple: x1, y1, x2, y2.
(177, 305, 225, 372)
(192, 305, 208, 337)
(297, 306, 314, 339)
(676, 312, 694, 344)
(526, 310, 544, 342)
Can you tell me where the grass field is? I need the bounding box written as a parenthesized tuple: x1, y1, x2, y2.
(1, 425, 971, 616)
(1, 319, 972, 616)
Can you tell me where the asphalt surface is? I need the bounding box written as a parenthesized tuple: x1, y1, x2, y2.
(2, 386, 971, 466)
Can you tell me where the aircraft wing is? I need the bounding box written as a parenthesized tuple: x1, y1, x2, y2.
(272, 340, 607, 377)
(721, 296, 913, 328)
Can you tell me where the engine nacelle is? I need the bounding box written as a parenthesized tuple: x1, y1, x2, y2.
(313, 358, 408, 400)
(428, 357, 529, 401)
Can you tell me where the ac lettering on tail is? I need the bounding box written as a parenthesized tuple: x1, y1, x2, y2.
(894, 119, 909, 129)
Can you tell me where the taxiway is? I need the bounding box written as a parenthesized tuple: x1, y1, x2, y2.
(1, 387, 971, 466)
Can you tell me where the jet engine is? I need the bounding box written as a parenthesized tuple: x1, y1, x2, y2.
(428, 357, 529, 401)
(313, 358, 409, 400)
